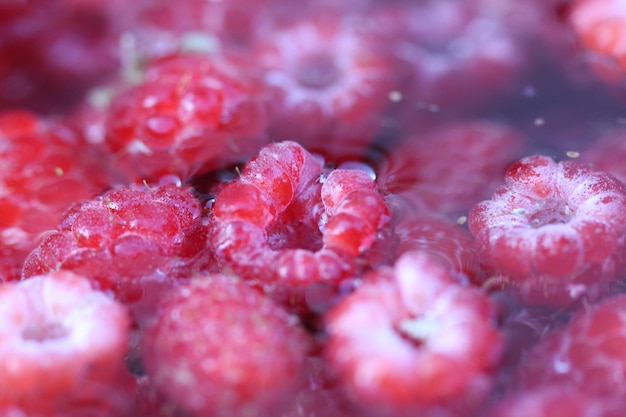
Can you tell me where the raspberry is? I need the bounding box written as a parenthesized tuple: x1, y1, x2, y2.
(360, 0, 527, 124)
(0, 0, 122, 112)
(209, 141, 391, 309)
(569, 0, 626, 84)
(484, 386, 624, 417)
(252, 16, 395, 160)
(141, 274, 311, 417)
(580, 126, 626, 183)
(394, 214, 482, 285)
(96, 52, 269, 182)
(0, 110, 119, 281)
(22, 183, 211, 320)
(0, 271, 132, 415)
(378, 120, 522, 219)
(468, 154, 626, 307)
(517, 293, 626, 398)
(324, 251, 503, 417)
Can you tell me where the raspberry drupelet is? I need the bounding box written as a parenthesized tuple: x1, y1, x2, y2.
(468, 154, 626, 308)
(324, 251, 503, 417)
(208, 141, 391, 310)
(0, 110, 120, 281)
(252, 16, 395, 160)
(22, 183, 211, 320)
(0, 271, 133, 416)
(95, 52, 269, 183)
(141, 274, 311, 417)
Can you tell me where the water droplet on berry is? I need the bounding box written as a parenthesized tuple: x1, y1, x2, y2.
(336, 161, 377, 180)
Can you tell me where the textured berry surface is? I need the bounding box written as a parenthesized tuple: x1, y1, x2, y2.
(325, 251, 503, 417)
(468, 154, 626, 307)
(209, 141, 391, 309)
(0, 110, 119, 281)
(3, 0, 626, 415)
(252, 16, 394, 159)
(95, 53, 269, 182)
(22, 183, 211, 319)
(0, 271, 132, 415)
(142, 274, 311, 417)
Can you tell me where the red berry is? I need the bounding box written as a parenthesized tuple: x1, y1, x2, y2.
(22, 183, 211, 319)
(394, 214, 482, 285)
(98, 53, 269, 182)
(569, 0, 626, 84)
(325, 251, 503, 417)
(0, 271, 132, 415)
(209, 141, 391, 309)
(468, 154, 626, 307)
(142, 274, 311, 417)
(518, 293, 626, 398)
(485, 386, 624, 417)
(0, 110, 119, 281)
(378, 120, 522, 219)
(252, 16, 395, 159)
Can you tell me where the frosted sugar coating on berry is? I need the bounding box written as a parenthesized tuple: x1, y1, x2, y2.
(209, 141, 391, 299)
(253, 16, 394, 159)
(0, 271, 131, 413)
(103, 53, 269, 182)
(468, 154, 626, 307)
(325, 251, 503, 417)
(142, 274, 311, 417)
(22, 183, 211, 319)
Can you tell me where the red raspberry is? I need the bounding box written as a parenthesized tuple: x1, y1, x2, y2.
(0, 0, 123, 113)
(0, 271, 132, 416)
(517, 293, 626, 398)
(0, 110, 119, 281)
(325, 251, 503, 417)
(569, 0, 626, 84)
(209, 141, 391, 309)
(252, 16, 395, 160)
(394, 214, 482, 285)
(468, 154, 626, 307)
(580, 126, 626, 183)
(95, 53, 269, 182)
(22, 183, 211, 320)
(360, 0, 528, 124)
(484, 386, 624, 417)
(142, 274, 311, 417)
(378, 120, 522, 219)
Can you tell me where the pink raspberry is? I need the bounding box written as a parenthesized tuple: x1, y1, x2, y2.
(484, 386, 625, 417)
(94, 53, 269, 182)
(468, 154, 626, 307)
(324, 251, 503, 417)
(252, 16, 395, 160)
(517, 293, 626, 398)
(22, 183, 211, 319)
(378, 120, 522, 219)
(580, 126, 626, 183)
(360, 0, 528, 124)
(569, 0, 626, 85)
(141, 274, 311, 417)
(394, 214, 482, 285)
(0, 271, 133, 416)
(0, 110, 120, 281)
(209, 141, 391, 310)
